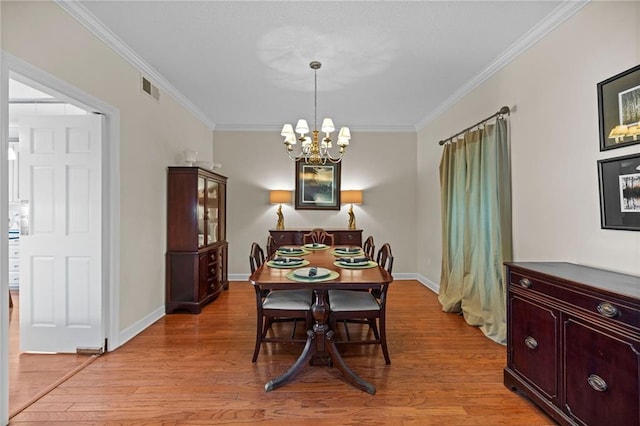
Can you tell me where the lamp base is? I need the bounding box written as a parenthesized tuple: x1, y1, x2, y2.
(276, 204, 285, 230)
(347, 204, 356, 230)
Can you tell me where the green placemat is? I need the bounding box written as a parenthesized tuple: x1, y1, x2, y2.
(333, 261, 378, 269)
(302, 244, 330, 251)
(331, 249, 364, 257)
(275, 248, 310, 257)
(286, 270, 340, 282)
(267, 259, 310, 269)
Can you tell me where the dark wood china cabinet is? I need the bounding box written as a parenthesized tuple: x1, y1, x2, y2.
(166, 167, 228, 314)
(504, 262, 640, 426)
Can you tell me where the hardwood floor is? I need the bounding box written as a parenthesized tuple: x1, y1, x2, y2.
(9, 281, 554, 425)
(8, 290, 94, 417)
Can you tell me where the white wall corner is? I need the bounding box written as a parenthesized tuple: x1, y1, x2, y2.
(416, 274, 439, 294)
(117, 306, 165, 349)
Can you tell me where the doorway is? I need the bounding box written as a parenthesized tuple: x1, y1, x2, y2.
(7, 77, 100, 415)
(1, 55, 120, 424)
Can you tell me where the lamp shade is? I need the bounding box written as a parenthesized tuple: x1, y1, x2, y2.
(270, 190, 292, 204)
(341, 190, 363, 205)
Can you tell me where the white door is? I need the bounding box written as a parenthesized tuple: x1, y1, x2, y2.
(18, 115, 103, 353)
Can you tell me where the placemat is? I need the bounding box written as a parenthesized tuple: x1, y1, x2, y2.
(286, 270, 340, 282)
(302, 244, 330, 251)
(333, 261, 378, 269)
(267, 259, 310, 269)
(275, 248, 310, 257)
(331, 248, 364, 257)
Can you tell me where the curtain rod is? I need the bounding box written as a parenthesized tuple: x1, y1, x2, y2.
(438, 105, 511, 146)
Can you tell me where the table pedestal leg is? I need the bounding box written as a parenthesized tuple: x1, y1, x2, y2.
(265, 330, 315, 392)
(264, 288, 376, 394)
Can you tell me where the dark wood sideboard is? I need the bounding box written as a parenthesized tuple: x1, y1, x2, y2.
(166, 167, 228, 314)
(504, 262, 640, 426)
(269, 229, 363, 247)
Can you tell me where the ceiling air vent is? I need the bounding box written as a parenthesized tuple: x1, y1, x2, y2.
(141, 76, 160, 101)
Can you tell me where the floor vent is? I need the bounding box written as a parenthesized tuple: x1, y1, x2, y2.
(141, 76, 160, 101)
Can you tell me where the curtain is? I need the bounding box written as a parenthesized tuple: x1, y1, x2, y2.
(438, 118, 512, 344)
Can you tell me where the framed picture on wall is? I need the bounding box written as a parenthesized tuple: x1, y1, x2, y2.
(295, 160, 341, 210)
(597, 64, 640, 151)
(598, 153, 640, 231)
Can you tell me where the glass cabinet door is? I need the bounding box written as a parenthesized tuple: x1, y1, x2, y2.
(197, 176, 206, 248)
(205, 180, 219, 244)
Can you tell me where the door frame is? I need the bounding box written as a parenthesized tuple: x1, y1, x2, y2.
(1, 51, 121, 424)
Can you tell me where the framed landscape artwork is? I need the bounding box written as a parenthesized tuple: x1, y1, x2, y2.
(598, 64, 640, 151)
(598, 153, 640, 231)
(295, 160, 341, 210)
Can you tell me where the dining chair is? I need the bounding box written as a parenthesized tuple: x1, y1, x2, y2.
(266, 235, 277, 259)
(302, 228, 335, 245)
(363, 235, 375, 260)
(328, 242, 394, 364)
(249, 242, 313, 362)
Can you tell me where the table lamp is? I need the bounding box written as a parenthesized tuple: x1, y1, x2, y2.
(269, 190, 292, 230)
(341, 190, 363, 230)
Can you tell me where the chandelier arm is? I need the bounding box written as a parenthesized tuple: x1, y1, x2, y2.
(285, 146, 304, 162)
(323, 150, 344, 163)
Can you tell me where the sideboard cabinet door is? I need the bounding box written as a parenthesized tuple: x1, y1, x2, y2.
(509, 295, 559, 401)
(563, 316, 640, 426)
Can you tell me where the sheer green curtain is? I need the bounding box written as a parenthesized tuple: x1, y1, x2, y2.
(438, 118, 512, 344)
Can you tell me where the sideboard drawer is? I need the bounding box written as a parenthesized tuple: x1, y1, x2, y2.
(333, 231, 362, 245)
(270, 231, 295, 245)
(510, 271, 640, 333)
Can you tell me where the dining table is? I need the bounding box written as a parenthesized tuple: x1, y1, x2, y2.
(249, 243, 393, 395)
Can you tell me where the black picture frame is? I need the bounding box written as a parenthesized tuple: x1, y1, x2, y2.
(598, 64, 640, 151)
(598, 153, 640, 231)
(294, 160, 341, 210)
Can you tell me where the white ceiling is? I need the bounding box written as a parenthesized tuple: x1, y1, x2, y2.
(69, 1, 584, 132)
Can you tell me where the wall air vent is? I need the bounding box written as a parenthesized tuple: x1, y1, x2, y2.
(141, 76, 160, 101)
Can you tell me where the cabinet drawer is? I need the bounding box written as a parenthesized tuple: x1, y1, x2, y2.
(8, 258, 20, 272)
(8, 244, 19, 258)
(8, 272, 19, 286)
(270, 231, 295, 245)
(510, 271, 640, 333)
(334, 231, 361, 245)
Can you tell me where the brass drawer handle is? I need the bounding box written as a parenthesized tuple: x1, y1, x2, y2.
(524, 336, 538, 350)
(597, 302, 619, 318)
(519, 278, 532, 288)
(587, 374, 607, 392)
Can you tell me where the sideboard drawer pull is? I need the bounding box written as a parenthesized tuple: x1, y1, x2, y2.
(519, 278, 532, 288)
(597, 302, 619, 318)
(524, 336, 538, 350)
(587, 374, 607, 392)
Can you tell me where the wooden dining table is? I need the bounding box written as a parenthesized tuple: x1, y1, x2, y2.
(249, 245, 393, 395)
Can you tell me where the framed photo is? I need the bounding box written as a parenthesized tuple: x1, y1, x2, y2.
(598, 64, 640, 151)
(598, 153, 640, 231)
(295, 160, 341, 210)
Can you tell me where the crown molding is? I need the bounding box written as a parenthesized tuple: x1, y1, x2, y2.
(214, 123, 416, 133)
(416, 0, 590, 131)
(55, 0, 216, 130)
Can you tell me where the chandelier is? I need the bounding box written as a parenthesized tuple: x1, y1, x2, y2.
(281, 61, 351, 164)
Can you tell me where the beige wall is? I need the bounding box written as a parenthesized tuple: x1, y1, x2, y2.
(417, 1, 640, 284)
(213, 130, 417, 277)
(1, 1, 214, 332)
